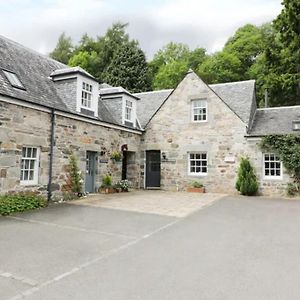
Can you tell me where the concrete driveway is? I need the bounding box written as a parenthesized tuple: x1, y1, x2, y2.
(1, 191, 300, 300)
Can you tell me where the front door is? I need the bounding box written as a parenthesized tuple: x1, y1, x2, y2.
(85, 151, 97, 193)
(122, 151, 127, 180)
(146, 150, 161, 188)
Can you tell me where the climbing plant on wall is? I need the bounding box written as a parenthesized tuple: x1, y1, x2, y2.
(260, 134, 300, 196)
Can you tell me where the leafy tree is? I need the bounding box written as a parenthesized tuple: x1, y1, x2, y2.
(150, 42, 207, 89)
(198, 51, 242, 83)
(236, 157, 259, 196)
(50, 33, 73, 64)
(263, 0, 300, 106)
(104, 42, 151, 92)
(153, 60, 189, 89)
(69, 51, 100, 77)
(224, 24, 264, 76)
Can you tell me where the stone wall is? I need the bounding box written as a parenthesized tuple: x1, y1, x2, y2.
(0, 101, 141, 197)
(141, 72, 291, 195)
(0, 102, 50, 194)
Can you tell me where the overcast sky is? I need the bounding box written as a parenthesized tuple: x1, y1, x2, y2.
(0, 0, 282, 60)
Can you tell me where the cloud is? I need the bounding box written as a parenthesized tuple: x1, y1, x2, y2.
(0, 0, 282, 59)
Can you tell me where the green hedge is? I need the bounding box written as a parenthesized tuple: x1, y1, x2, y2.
(0, 192, 47, 216)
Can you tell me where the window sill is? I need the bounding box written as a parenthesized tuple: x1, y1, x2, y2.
(263, 176, 283, 181)
(80, 106, 94, 111)
(20, 182, 39, 186)
(191, 120, 207, 123)
(188, 173, 208, 177)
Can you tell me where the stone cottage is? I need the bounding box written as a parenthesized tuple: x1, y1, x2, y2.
(0, 35, 299, 198)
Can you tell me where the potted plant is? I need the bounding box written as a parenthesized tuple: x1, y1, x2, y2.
(117, 179, 130, 192)
(111, 151, 122, 162)
(187, 181, 205, 193)
(99, 175, 115, 194)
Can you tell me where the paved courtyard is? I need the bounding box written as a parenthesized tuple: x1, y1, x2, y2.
(72, 190, 223, 217)
(1, 191, 300, 299)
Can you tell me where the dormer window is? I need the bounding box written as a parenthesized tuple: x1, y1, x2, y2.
(125, 99, 133, 122)
(191, 99, 207, 122)
(81, 82, 92, 109)
(2, 69, 25, 90)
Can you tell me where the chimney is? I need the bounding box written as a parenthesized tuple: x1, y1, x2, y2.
(264, 89, 268, 108)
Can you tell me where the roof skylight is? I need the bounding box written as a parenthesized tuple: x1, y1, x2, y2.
(2, 69, 25, 89)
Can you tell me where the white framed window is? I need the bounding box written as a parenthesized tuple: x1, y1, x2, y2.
(188, 152, 208, 176)
(81, 82, 93, 109)
(20, 147, 39, 185)
(125, 100, 133, 121)
(191, 99, 207, 122)
(263, 153, 282, 179)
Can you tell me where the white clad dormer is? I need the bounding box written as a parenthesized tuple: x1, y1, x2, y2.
(76, 74, 99, 117)
(50, 66, 98, 117)
(100, 86, 139, 128)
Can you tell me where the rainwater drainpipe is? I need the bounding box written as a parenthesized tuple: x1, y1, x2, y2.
(47, 108, 56, 202)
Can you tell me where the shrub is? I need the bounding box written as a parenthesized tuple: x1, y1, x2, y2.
(236, 157, 259, 196)
(111, 151, 122, 161)
(0, 192, 47, 216)
(286, 182, 300, 197)
(190, 181, 203, 188)
(66, 154, 83, 196)
(102, 175, 113, 187)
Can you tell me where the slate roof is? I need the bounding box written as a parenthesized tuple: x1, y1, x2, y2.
(100, 87, 140, 100)
(50, 66, 95, 80)
(134, 89, 173, 127)
(135, 80, 256, 128)
(210, 80, 256, 125)
(0, 35, 68, 111)
(0, 35, 121, 127)
(249, 106, 300, 136)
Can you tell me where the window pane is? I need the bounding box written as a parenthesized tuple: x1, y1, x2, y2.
(32, 148, 37, 158)
(29, 171, 34, 180)
(24, 170, 29, 181)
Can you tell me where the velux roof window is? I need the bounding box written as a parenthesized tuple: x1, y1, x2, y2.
(2, 69, 25, 90)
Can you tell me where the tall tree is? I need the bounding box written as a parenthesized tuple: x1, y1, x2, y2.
(262, 0, 300, 106)
(49, 33, 73, 64)
(104, 41, 151, 92)
(197, 52, 242, 83)
(150, 42, 207, 89)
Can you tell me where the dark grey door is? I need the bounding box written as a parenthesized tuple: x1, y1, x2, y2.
(85, 151, 97, 193)
(146, 150, 161, 188)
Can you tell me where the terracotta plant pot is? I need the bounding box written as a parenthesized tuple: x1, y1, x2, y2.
(187, 187, 205, 193)
(100, 187, 115, 194)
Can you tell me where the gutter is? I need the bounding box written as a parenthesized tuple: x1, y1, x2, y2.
(47, 108, 56, 202)
(0, 93, 143, 134)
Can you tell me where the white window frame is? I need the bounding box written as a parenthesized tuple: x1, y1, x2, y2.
(188, 152, 208, 176)
(125, 99, 133, 122)
(191, 99, 207, 122)
(20, 147, 40, 185)
(263, 153, 283, 180)
(81, 82, 93, 109)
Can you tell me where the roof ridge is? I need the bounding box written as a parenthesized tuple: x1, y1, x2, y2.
(209, 79, 255, 87)
(258, 105, 300, 111)
(0, 34, 67, 68)
(134, 89, 173, 95)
